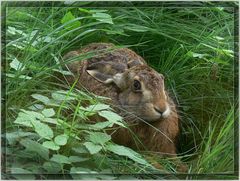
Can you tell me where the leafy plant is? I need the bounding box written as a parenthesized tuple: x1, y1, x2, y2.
(5, 89, 153, 179)
(3, 2, 236, 179)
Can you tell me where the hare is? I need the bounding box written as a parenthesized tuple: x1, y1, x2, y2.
(63, 43, 185, 171)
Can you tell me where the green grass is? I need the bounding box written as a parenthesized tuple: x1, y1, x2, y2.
(2, 2, 237, 180)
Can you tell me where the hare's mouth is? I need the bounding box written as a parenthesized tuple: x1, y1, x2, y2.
(142, 106, 171, 122)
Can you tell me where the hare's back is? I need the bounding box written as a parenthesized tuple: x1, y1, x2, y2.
(79, 43, 146, 69)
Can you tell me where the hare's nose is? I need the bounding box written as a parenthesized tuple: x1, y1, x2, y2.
(154, 107, 165, 115)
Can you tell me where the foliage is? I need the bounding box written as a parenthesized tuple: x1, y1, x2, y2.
(3, 1, 237, 180)
(5, 89, 153, 179)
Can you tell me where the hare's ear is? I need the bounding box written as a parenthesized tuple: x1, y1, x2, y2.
(86, 61, 126, 88)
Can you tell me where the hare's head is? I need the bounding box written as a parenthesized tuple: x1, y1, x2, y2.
(87, 63, 171, 122)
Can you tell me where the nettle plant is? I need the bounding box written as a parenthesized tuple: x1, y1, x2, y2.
(6, 88, 155, 179)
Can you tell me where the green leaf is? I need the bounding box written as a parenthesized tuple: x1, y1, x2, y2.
(72, 145, 89, 154)
(54, 134, 69, 146)
(82, 103, 111, 112)
(6, 73, 32, 80)
(70, 167, 98, 174)
(213, 36, 224, 41)
(42, 118, 59, 125)
(83, 142, 102, 154)
(98, 110, 126, 127)
(91, 121, 113, 130)
(28, 104, 44, 111)
(106, 144, 150, 166)
(96, 175, 117, 180)
(43, 161, 62, 173)
(10, 57, 25, 71)
(187, 51, 206, 58)
(21, 109, 44, 120)
(31, 94, 50, 105)
(79, 8, 91, 13)
(61, 11, 81, 30)
(51, 91, 76, 101)
(92, 12, 113, 24)
(50, 154, 71, 164)
(42, 108, 55, 117)
(209, 58, 229, 65)
(89, 132, 111, 145)
(42, 141, 60, 150)
(11, 168, 35, 180)
(98, 110, 122, 122)
(7, 26, 25, 35)
(31, 121, 53, 140)
(20, 138, 49, 160)
(69, 156, 90, 163)
(52, 69, 74, 75)
(68, 132, 81, 141)
(89, 9, 108, 13)
(14, 112, 36, 127)
(124, 24, 149, 32)
(6, 131, 36, 145)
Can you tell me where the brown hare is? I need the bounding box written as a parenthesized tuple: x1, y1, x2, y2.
(63, 43, 186, 172)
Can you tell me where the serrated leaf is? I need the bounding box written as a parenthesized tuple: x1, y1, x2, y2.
(61, 11, 81, 30)
(89, 132, 111, 145)
(31, 121, 53, 140)
(54, 134, 69, 146)
(42, 141, 60, 150)
(83, 142, 102, 154)
(42, 108, 55, 117)
(68, 156, 90, 163)
(98, 110, 126, 127)
(43, 161, 62, 173)
(31, 94, 50, 105)
(20, 138, 49, 160)
(92, 12, 113, 24)
(10, 58, 25, 71)
(106, 144, 150, 166)
(50, 154, 71, 164)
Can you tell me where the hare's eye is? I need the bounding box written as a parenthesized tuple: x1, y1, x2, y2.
(133, 80, 141, 91)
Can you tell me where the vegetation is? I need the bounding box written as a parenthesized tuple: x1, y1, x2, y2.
(2, 1, 237, 179)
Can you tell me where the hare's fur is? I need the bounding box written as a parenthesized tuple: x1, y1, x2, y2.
(63, 43, 180, 157)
